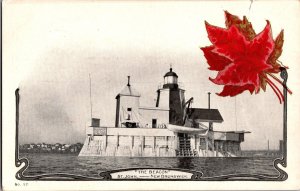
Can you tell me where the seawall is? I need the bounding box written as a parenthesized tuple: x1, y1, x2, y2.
(79, 128, 176, 157)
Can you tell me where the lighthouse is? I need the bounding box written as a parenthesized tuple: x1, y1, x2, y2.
(79, 67, 250, 158)
(156, 68, 186, 125)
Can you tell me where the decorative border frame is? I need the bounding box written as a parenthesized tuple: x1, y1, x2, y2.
(14, 68, 288, 181)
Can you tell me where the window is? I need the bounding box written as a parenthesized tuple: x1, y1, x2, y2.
(152, 119, 157, 128)
(200, 138, 206, 150)
(127, 108, 132, 120)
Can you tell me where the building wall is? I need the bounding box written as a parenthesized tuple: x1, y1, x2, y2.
(169, 88, 185, 125)
(214, 132, 241, 142)
(156, 89, 170, 109)
(139, 108, 169, 128)
(107, 127, 174, 136)
(115, 98, 120, 127)
(115, 95, 140, 127)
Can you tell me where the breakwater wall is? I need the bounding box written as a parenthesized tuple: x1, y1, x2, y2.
(79, 127, 244, 157)
(79, 128, 177, 157)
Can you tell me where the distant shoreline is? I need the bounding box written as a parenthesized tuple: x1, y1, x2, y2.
(19, 143, 83, 154)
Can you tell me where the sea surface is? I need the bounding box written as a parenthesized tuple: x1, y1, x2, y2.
(19, 153, 279, 178)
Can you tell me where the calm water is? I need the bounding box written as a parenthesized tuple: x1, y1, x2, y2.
(19, 153, 279, 178)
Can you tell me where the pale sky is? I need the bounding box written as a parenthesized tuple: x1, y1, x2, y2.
(5, 0, 300, 150)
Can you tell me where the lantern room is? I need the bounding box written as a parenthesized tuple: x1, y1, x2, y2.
(163, 68, 178, 89)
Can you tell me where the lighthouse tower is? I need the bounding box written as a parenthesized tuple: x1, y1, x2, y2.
(156, 68, 186, 125)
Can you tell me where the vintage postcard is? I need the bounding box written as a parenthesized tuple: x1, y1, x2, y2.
(2, 0, 300, 190)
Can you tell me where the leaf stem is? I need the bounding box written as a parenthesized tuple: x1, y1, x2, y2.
(267, 73, 292, 94)
(266, 77, 284, 103)
(277, 60, 289, 69)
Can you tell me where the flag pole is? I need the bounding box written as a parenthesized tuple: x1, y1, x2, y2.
(89, 73, 93, 120)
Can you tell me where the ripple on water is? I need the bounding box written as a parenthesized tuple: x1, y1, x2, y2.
(20, 153, 279, 178)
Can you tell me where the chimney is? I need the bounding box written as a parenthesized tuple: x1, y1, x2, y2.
(208, 92, 213, 131)
(208, 92, 211, 109)
(127, 76, 130, 86)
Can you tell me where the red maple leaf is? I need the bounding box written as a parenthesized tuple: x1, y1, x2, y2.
(201, 11, 292, 103)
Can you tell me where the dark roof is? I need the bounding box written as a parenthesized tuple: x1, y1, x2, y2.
(164, 68, 178, 77)
(187, 108, 223, 123)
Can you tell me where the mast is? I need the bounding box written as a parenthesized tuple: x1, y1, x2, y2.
(89, 73, 93, 119)
(208, 92, 213, 131)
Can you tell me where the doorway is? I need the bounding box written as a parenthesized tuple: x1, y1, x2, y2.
(152, 119, 157, 128)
